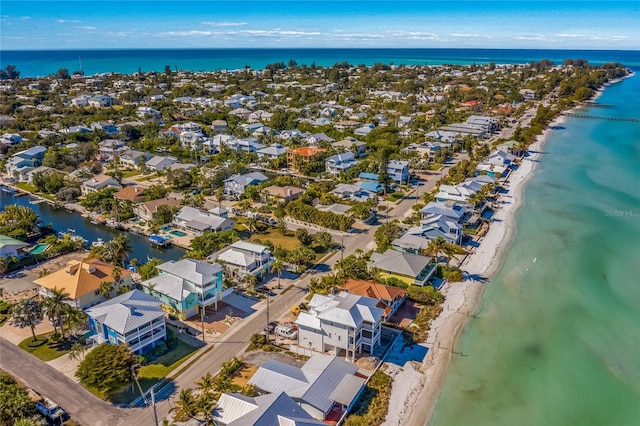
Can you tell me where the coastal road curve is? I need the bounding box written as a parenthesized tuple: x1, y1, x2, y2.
(0, 337, 127, 426)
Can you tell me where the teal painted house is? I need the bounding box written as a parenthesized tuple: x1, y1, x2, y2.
(141, 258, 223, 320)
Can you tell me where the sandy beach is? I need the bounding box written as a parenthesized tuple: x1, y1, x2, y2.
(383, 115, 567, 426)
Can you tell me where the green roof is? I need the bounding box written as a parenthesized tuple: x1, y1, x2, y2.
(0, 235, 29, 249)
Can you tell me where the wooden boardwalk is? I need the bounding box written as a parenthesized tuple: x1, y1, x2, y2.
(561, 112, 640, 123)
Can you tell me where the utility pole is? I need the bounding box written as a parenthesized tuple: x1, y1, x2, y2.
(150, 387, 159, 426)
(200, 305, 206, 342)
(266, 290, 270, 341)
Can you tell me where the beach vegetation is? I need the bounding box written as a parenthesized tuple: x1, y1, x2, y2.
(406, 285, 444, 305)
(343, 370, 392, 426)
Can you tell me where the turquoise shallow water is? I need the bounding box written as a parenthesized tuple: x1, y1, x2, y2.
(429, 73, 640, 426)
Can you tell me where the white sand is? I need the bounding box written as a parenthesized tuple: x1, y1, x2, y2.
(383, 119, 564, 426)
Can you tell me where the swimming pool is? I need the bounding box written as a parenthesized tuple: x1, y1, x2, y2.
(29, 243, 50, 254)
(169, 230, 188, 237)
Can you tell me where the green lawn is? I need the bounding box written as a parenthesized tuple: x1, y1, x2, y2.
(122, 170, 141, 178)
(14, 182, 38, 193)
(384, 192, 405, 202)
(110, 339, 199, 404)
(249, 228, 301, 251)
(428, 163, 443, 171)
(18, 333, 70, 361)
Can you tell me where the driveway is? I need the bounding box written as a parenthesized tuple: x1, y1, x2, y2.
(0, 337, 127, 426)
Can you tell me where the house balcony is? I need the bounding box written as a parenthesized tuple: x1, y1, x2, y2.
(129, 331, 165, 353)
(414, 264, 437, 286)
(197, 292, 220, 307)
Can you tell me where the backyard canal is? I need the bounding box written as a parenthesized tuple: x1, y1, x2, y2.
(0, 189, 185, 263)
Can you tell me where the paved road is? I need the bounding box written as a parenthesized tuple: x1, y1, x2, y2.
(0, 337, 127, 426)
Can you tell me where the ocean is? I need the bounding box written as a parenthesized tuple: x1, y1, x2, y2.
(429, 73, 640, 425)
(1, 48, 639, 78)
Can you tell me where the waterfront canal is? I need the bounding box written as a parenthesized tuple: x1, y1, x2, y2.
(0, 190, 185, 263)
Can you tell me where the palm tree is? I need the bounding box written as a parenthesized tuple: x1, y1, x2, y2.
(270, 259, 285, 289)
(44, 287, 71, 340)
(99, 280, 114, 300)
(68, 342, 86, 361)
(245, 216, 257, 234)
(176, 389, 197, 419)
(425, 237, 447, 268)
(64, 305, 86, 337)
(195, 395, 215, 424)
(112, 265, 122, 290)
(112, 234, 132, 267)
(12, 298, 43, 342)
(195, 372, 215, 397)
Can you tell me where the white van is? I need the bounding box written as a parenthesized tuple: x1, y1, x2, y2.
(275, 325, 298, 339)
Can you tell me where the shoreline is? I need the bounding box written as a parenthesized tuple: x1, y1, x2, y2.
(391, 120, 559, 426)
(386, 73, 634, 426)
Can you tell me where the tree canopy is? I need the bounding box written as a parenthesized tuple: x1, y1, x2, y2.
(75, 343, 136, 398)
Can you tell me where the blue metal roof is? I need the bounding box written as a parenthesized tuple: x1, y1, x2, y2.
(359, 181, 383, 193)
(358, 172, 379, 180)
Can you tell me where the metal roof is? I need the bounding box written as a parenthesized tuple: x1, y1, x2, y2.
(370, 249, 433, 278)
(214, 392, 323, 426)
(328, 374, 366, 407)
(157, 258, 221, 286)
(141, 273, 190, 302)
(85, 290, 164, 335)
(248, 354, 360, 416)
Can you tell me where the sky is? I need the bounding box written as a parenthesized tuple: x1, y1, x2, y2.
(1, 1, 639, 50)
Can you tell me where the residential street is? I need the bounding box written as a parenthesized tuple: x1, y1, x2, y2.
(0, 337, 127, 426)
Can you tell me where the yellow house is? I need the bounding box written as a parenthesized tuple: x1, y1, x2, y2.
(369, 249, 436, 286)
(35, 259, 133, 309)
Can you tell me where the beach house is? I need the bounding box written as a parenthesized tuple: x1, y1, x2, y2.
(212, 241, 273, 278)
(34, 259, 133, 309)
(0, 235, 29, 258)
(85, 289, 166, 354)
(343, 279, 406, 320)
(213, 392, 325, 425)
(223, 172, 269, 197)
(81, 174, 123, 195)
(140, 258, 224, 320)
(173, 206, 235, 235)
(325, 152, 358, 176)
(5, 146, 47, 181)
(370, 249, 436, 286)
(295, 292, 384, 362)
(247, 354, 366, 421)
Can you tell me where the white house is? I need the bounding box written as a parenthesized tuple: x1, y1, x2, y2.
(223, 172, 269, 196)
(146, 156, 178, 171)
(0, 235, 29, 258)
(325, 152, 358, 176)
(81, 174, 122, 195)
(173, 206, 235, 235)
(248, 354, 366, 421)
(212, 241, 272, 278)
(295, 292, 384, 362)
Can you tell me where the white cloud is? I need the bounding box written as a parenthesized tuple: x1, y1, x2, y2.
(201, 21, 247, 27)
(449, 33, 490, 38)
(79, 26, 97, 30)
(159, 30, 212, 37)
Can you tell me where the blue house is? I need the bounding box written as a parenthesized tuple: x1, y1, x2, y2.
(86, 290, 166, 354)
(5, 146, 47, 182)
(141, 258, 224, 320)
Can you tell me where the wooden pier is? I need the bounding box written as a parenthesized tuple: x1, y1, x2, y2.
(561, 112, 640, 123)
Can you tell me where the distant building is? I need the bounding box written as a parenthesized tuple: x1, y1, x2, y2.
(369, 249, 436, 286)
(173, 206, 235, 235)
(81, 174, 122, 195)
(0, 235, 29, 258)
(287, 147, 326, 171)
(214, 392, 325, 426)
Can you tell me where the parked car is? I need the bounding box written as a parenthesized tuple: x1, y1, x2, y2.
(261, 321, 279, 335)
(275, 325, 298, 339)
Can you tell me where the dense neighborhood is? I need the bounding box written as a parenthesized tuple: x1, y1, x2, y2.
(0, 59, 628, 426)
